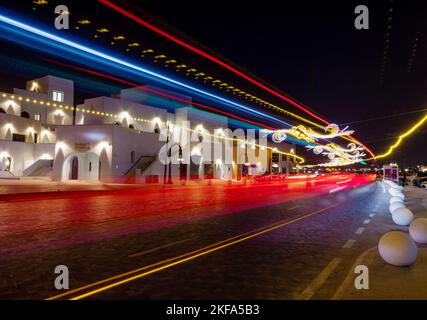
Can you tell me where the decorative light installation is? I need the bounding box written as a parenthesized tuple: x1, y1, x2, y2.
(306, 143, 366, 161)
(271, 123, 354, 144)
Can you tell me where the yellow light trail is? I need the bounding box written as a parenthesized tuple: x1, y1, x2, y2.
(46, 204, 339, 300)
(372, 113, 427, 160)
(305, 112, 427, 167)
(69, 13, 375, 156)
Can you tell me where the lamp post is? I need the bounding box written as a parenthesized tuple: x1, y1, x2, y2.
(167, 145, 173, 184)
(163, 123, 170, 185)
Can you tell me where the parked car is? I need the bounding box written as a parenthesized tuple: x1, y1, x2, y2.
(413, 176, 427, 187)
(420, 181, 427, 189)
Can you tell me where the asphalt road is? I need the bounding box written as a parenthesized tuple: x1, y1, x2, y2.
(0, 176, 389, 300)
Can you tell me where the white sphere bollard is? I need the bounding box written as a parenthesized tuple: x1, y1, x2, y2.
(390, 189, 405, 199)
(392, 207, 414, 226)
(409, 218, 427, 244)
(390, 196, 403, 204)
(392, 185, 404, 191)
(384, 180, 392, 186)
(389, 202, 405, 214)
(378, 231, 418, 267)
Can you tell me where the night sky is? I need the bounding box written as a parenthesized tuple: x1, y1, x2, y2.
(0, 0, 426, 166)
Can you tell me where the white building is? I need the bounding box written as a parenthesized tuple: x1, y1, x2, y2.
(0, 75, 297, 182)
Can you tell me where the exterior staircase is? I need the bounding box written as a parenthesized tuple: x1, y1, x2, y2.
(23, 159, 53, 177)
(124, 155, 156, 176)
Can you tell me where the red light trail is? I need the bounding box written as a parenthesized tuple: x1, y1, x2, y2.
(0, 173, 375, 258)
(97, 0, 376, 160)
(98, 0, 328, 125)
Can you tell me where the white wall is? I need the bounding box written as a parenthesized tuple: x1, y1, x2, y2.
(0, 96, 20, 116)
(53, 125, 113, 181)
(0, 113, 56, 143)
(0, 140, 54, 176)
(76, 96, 169, 133)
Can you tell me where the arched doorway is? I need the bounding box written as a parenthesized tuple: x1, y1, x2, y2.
(21, 111, 30, 118)
(70, 156, 78, 180)
(5, 157, 12, 172)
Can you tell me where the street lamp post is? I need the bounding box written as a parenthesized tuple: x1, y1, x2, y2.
(163, 123, 170, 185)
(167, 146, 173, 184)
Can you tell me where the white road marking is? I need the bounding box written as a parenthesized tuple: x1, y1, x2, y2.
(342, 239, 356, 249)
(369, 213, 375, 218)
(128, 239, 190, 258)
(332, 247, 377, 300)
(363, 219, 371, 224)
(355, 227, 365, 234)
(288, 205, 301, 210)
(296, 257, 342, 300)
(379, 182, 386, 193)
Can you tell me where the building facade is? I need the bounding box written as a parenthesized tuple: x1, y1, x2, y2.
(0, 75, 297, 182)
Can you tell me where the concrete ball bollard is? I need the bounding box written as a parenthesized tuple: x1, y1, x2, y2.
(390, 196, 404, 204)
(390, 189, 405, 199)
(378, 231, 418, 267)
(392, 207, 414, 226)
(389, 202, 405, 214)
(409, 218, 427, 244)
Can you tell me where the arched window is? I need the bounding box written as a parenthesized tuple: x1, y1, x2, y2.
(0, 108, 6, 113)
(131, 150, 135, 163)
(21, 111, 30, 119)
(154, 123, 160, 134)
(129, 124, 135, 129)
(113, 121, 121, 126)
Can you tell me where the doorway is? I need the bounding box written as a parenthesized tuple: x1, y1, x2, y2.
(70, 156, 78, 180)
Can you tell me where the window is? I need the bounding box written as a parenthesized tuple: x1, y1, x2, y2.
(21, 111, 30, 118)
(34, 133, 38, 144)
(52, 90, 64, 102)
(131, 151, 135, 163)
(12, 133, 25, 142)
(89, 162, 92, 172)
(34, 114, 41, 121)
(129, 124, 134, 129)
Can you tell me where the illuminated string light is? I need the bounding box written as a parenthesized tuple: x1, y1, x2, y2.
(0, 91, 305, 163)
(0, 14, 294, 128)
(97, 0, 376, 159)
(99, 0, 330, 125)
(374, 113, 427, 160)
(271, 123, 354, 144)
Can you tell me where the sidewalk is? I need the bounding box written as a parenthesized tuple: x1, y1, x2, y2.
(334, 186, 427, 299)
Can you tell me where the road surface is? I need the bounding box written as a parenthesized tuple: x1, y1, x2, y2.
(0, 174, 388, 299)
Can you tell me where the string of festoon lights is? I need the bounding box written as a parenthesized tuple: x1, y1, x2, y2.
(1, 91, 305, 164)
(32, 0, 368, 149)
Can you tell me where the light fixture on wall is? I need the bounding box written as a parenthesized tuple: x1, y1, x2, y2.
(30, 81, 39, 92)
